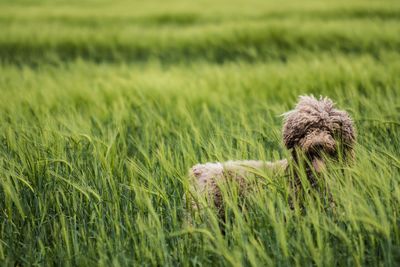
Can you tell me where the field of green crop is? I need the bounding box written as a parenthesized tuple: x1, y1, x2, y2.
(0, 0, 399, 266)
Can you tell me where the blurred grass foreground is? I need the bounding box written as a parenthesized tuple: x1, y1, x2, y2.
(0, 0, 399, 266)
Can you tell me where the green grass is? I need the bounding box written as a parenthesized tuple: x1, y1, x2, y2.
(0, 0, 399, 266)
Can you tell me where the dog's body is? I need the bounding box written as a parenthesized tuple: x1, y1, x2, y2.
(190, 159, 288, 203)
(187, 96, 356, 217)
(191, 159, 288, 191)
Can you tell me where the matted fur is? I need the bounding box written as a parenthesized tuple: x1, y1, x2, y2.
(187, 95, 356, 217)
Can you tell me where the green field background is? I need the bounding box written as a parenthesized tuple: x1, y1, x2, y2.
(0, 0, 399, 266)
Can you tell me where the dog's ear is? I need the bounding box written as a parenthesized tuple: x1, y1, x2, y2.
(282, 110, 307, 150)
(338, 110, 356, 161)
(282, 95, 325, 149)
(341, 111, 356, 147)
(331, 109, 356, 148)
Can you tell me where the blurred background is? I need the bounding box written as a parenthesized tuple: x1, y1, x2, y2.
(1, 0, 399, 64)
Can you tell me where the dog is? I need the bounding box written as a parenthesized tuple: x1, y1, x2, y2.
(187, 95, 356, 218)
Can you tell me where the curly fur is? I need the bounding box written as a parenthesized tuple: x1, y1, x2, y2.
(187, 95, 356, 217)
(189, 160, 288, 217)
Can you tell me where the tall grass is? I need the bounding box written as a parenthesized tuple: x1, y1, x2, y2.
(0, 0, 399, 266)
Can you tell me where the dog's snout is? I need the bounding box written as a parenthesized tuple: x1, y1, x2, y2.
(302, 130, 336, 155)
(310, 140, 334, 153)
(310, 141, 325, 151)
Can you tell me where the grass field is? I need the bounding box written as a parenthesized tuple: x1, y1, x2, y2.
(0, 0, 400, 266)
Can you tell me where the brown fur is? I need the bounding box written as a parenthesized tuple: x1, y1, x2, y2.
(187, 95, 356, 218)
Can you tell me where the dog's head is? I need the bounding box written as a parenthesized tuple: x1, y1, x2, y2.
(283, 96, 356, 173)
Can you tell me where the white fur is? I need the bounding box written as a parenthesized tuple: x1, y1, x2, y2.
(190, 159, 288, 190)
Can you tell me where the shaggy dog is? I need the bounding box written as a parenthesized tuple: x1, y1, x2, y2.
(187, 95, 356, 218)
